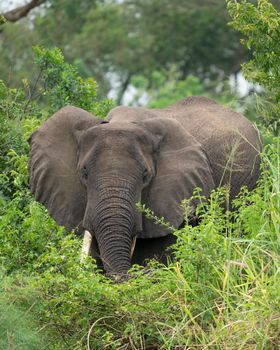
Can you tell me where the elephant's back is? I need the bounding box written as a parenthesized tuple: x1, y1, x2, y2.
(156, 97, 254, 140)
(157, 97, 263, 196)
(107, 105, 155, 123)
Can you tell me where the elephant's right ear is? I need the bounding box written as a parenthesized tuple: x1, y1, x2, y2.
(28, 106, 102, 232)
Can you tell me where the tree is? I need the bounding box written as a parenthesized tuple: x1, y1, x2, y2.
(70, 0, 248, 101)
(0, 0, 249, 101)
(0, 0, 101, 89)
(227, 0, 280, 133)
(129, 68, 235, 107)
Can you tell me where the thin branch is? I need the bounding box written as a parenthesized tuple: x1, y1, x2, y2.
(117, 73, 132, 105)
(2, 0, 46, 23)
(24, 68, 43, 114)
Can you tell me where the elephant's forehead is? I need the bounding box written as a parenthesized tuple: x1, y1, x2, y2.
(107, 105, 154, 122)
(84, 123, 148, 143)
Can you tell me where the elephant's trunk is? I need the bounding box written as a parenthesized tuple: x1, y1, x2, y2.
(94, 199, 134, 274)
(86, 177, 138, 274)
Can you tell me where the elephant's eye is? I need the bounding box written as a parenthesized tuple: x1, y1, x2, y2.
(82, 166, 88, 180)
(143, 169, 148, 183)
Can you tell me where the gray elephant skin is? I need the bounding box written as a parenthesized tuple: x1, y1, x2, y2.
(28, 97, 262, 275)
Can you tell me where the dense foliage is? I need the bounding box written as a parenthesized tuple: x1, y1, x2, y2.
(227, 0, 280, 134)
(0, 0, 248, 101)
(129, 69, 235, 108)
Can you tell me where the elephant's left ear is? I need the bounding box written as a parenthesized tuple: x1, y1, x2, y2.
(139, 118, 215, 238)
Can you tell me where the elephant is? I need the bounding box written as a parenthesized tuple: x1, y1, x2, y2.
(28, 96, 262, 275)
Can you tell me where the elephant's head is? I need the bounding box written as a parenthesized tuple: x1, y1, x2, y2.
(28, 106, 214, 274)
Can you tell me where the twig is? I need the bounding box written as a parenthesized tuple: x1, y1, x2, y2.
(87, 315, 116, 350)
(24, 69, 42, 114)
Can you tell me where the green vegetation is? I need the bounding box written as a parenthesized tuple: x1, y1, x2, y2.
(227, 0, 280, 133)
(130, 69, 235, 108)
(0, 0, 279, 349)
(0, 0, 248, 101)
(0, 275, 46, 350)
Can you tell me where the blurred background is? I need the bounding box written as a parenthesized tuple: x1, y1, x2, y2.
(1, 0, 280, 128)
(0, 0, 266, 107)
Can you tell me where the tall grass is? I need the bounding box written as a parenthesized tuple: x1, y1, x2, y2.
(0, 274, 46, 350)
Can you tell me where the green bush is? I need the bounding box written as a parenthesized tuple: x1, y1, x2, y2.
(33, 46, 114, 117)
(227, 0, 280, 134)
(0, 46, 112, 274)
(0, 46, 113, 202)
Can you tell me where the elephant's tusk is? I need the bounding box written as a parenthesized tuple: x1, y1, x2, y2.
(130, 235, 137, 258)
(80, 230, 93, 263)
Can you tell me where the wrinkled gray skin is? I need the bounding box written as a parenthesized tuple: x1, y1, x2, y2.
(28, 97, 262, 275)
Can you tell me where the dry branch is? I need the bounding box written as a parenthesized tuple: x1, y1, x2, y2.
(2, 0, 46, 22)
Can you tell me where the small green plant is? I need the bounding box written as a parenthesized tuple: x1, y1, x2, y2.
(136, 202, 176, 231)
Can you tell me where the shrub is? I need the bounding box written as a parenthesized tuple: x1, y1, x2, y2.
(227, 0, 280, 134)
(33, 46, 114, 117)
